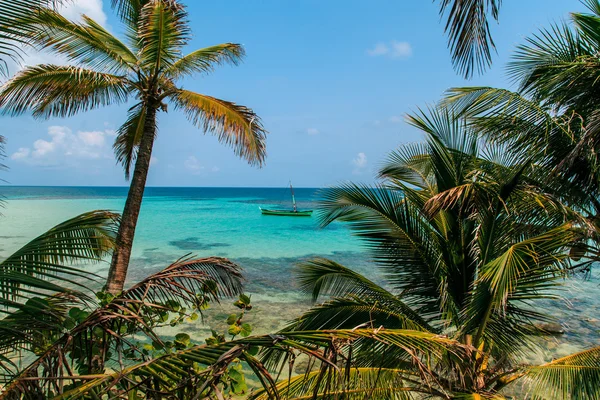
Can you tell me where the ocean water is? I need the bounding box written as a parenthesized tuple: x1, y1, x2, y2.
(0, 186, 599, 363)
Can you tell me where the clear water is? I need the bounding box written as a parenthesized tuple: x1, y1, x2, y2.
(0, 186, 598, 363)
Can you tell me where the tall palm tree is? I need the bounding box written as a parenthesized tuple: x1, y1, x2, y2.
(0, 0, 267, 294)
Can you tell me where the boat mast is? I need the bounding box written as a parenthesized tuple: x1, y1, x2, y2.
(290, 181, 297, 212)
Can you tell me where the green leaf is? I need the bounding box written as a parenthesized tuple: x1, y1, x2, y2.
(226, 314, 238, 325)
(228, 325, 242, 336)
(240, 323, 252, 337)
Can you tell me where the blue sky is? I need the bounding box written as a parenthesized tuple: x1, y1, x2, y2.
(1, 0, 579, 187)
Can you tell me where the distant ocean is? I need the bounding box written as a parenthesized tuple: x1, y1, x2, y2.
(1, 186, 599, 362)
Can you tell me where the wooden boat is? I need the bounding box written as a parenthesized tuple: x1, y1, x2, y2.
(260, 182, 313, 217)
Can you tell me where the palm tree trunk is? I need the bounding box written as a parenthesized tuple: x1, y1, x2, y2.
(105, 105, 157, 294)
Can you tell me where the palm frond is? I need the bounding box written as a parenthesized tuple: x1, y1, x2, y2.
(0, 256, 244, 397)
(0, 210, 118, 306)
(0, 294, 78, 379)
(172, 89, 267, 166)
(317, 184, 441, 315)
(55, 329, 467, 399)
(296, 257, 393, 302)
(0, 0, 65, 76)
(123, 256, 244, 302)
(138, 0, 190, 73)
(292, 258, 434, 331)
(464, 224, 574, 350)
(164, 43, 245, 79)
(507, 21, 597, 112)
(15, 8, 137, 74)
(0, 65, 130, 118)
(114, 102, 146, 179)
(443, 86, 600, 213)
(519, 346, 600, 399)
(250, 367, 418, 400)
(378, 142, 433, 191)
(286, 295, 434, 333)
(110, 0, 144, 28)
(438, 0, 502, 78)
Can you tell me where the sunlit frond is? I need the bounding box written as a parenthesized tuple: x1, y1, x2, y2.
(0, 0, 65, 76)
(172, 89, 267, 166)
(15, 9, 137, 73)
(520, 346, 600, 399)
(250, 367, 417, 400)
(56, 329, 466, 399)
(138, 0, 190, 73)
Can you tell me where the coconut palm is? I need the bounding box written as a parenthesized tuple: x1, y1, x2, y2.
(0, 0, 267, 294)
(258, 106, 598, 399)
(443, 0, 600, 264)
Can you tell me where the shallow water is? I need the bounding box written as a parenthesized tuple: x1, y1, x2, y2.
(1, 186, 598, 363)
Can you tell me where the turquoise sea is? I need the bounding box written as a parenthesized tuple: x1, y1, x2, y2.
(1, 186, 599, 363)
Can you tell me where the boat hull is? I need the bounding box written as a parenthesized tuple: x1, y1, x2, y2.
(260, 208, 313, 217)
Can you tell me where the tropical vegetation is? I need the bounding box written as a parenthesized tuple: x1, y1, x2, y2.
(443, 0, 600, 264)
(0, 0, 599, 399)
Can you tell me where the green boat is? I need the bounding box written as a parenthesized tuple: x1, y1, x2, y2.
(260, 182, 313, 217)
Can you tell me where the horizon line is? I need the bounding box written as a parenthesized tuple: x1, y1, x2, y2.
(0, 184, 325, 189)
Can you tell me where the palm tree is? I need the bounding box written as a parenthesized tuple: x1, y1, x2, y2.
(260, 106, 595, 399)
(0, 0, 268, 294)
(443, 0, 600, 264)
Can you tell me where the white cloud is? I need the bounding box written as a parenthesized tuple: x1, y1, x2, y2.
(78, 130, 106, 147)
(211, 166, 220, 172)
(352, 152, 368, 175)
(11, 148, 30, 160)
(11, 125, 114, 166)
(184, 156, 204, 174)
(367, 41, 412, 59)
(367, 43, 389, 57)
(150, 156, 158, 166)
(353, 152, 367, 168)
(307, 128, 320, 135)
(59, 0, 107, 26)
(390, 41, 412, 58)
(389, 115, 402, 123)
